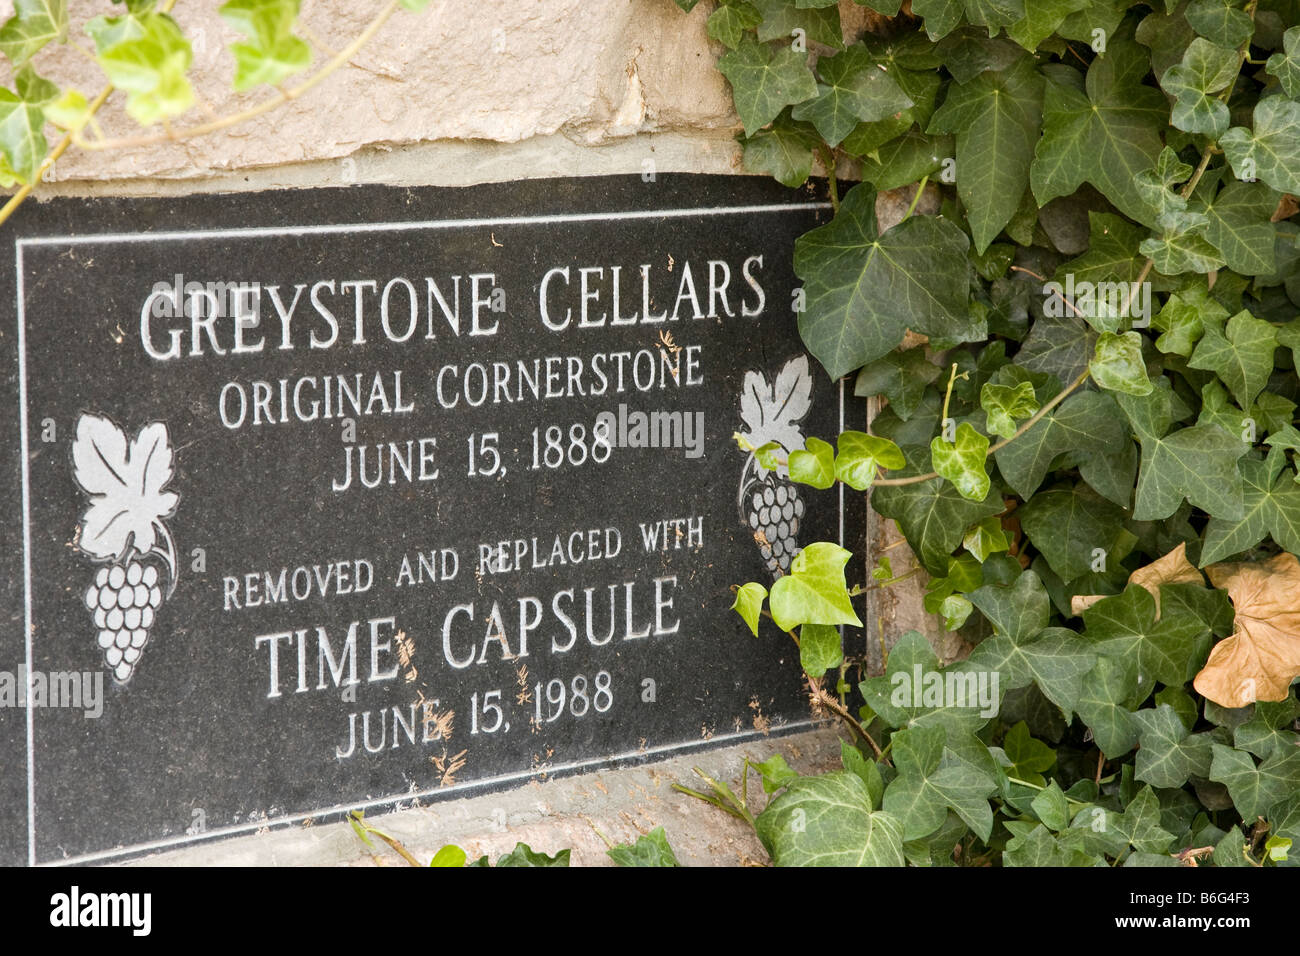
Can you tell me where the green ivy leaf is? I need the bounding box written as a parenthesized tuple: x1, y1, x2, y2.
(834, 430, 906, 489)
(1031, 37, 1165, 226)
(606, 827, 681, 867)
(1031, 780, 1070, 831)
(0, 0, 67, 66)
(1160, 37, 1239, 137)
(791, 44, 912, 146)
(930, 423, 991, 501)
(884, 725, 997, 840)
(769, 542, 862, 630)
(1210, 743, 1300, 821)
(493, 843, 571, 867)
(912, 0, 1025, 40)
(858, 631, 996, 733)
(1003, 720, 1056, 784)
(86, 11, 194, 125)
(1090, 331, 1154, 396)
(1201, 451, 1300, 564)
(731, 581, 767, 637)
(1221, 97, 1300, 196)
(927, 55, 1043, 253)
(1184, 0, 1254, 48)
(800, 622, 843, 678)
(872, 450, 1004, 575)
(707, 0, 762, 50)
(1266, 26, 1300, 98)
(1019, 482, 1126, 582)
(789, 435, 836, 488)
(1075, 654, 1140, 758)
(963, 515, 1009, 562)
(1187, 309, 1277, 409)
(980, 380, 1039, 440)
(1195, 179, 1280, 275)
(993, 390, 1129, 500)
(1234, 696, 1300, 759)
(1139, 230, 1227, 274)
(793, 184, 971, 380)
(742, 113, 819, 186)
(717, 36, 818, 136)
(856, 128, 953, 190)
(428, 844, 466, 867)
(1130, 705, 1213, 789)
(219, 0, 312, 91)
(752, 0, 843, 49)
(1081, 584, 1211, 690)
(0, 90, 47, 185)
(755, 772, 906, 866)
(855, 347, 941, 421)
(14, 64, 58, 106)
(1006, 0, 1087, 51)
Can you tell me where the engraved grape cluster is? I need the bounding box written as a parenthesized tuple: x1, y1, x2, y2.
(747, 481, 805, 574)
(84, 561, 163, 682)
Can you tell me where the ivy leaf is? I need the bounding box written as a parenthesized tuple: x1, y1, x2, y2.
(731, 581, 767, 637)
(788, 436, 836, 489)
(1076, 654, 1140, 758)
(707, 0, 762, 50)
(1081, 584, 1211, 690)
(884, 725, 997, 841)
(980, 380, 1039, 440)
(1196, 552, 1300, 708)
(1195, 180, 1281, 275)
(606, 827, 680, 867)
(963, 515, 1009, 561)
(911, 0, 1025, 39)
(858, 631, 996, 733)
(717, 36, 818, 136)
(872, 449, 1004, 575)
(0, 90, 47, 186)
(1134, 145, 1206, 237)
(742, 114, 818, 187)
(493, 843, 570, 867)
(1129, 416, 1246, 522)
(855, 347, 941, 421)
(993, 390, 1128, 500)
(769, 542, 862, 630)
(755, 772, 907, 866)
(86, 12, 194, 125)
(1160, 37, 1239, 137)
(834, 431, 906, 490)
(927, 56, 1043, 253)
(1210, 744, 1300, 821)
(1030, 781, 1070, 831)
(1184, 0, 1255, 48)
(1266, 26, 1300, 98)
(930, 423, 991, 501)
(0, 0, 68, 66)
(968, 572, 1094, 716)
(856, 128, 953, 190)
(1090, 331, 1154, 396)
(1006, 0, 1087, 51)
(1202, 452, 1300, 564)
(752, 0, 843, 49)
(792, 45, 912, 146)
(754, 753, 799, 793)
(1031, 38, 1165, 226)
(1187, 309, 1277, 409)
(219, 0, 311, 91)
(1003, 720, 1057, 783)
(1130, 705, 1214, 789)
(1019, 483, 1126, 582)
(1059, 211, 1151, 289)
(1113, 786, 1176, 855)
(1221, 97, 1300, 196)
(793, 184, 972, 380)
(1003, 823, 1099, 866)
(1234, 697, 1300, 760)
(799, 623, 843, 678)
(1139, 231, 1227, 274)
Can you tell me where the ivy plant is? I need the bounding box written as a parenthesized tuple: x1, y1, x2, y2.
(683, 0, 1300, 868)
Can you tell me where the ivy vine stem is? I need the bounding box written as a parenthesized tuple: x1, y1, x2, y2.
(872, 368, 1093, 487)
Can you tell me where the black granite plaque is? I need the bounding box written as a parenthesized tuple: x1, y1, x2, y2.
(0, 174, 864, 864)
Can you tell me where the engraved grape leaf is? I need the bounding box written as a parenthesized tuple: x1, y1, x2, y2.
(738, 355, 811, 472)
(72, 414, 178, 563)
